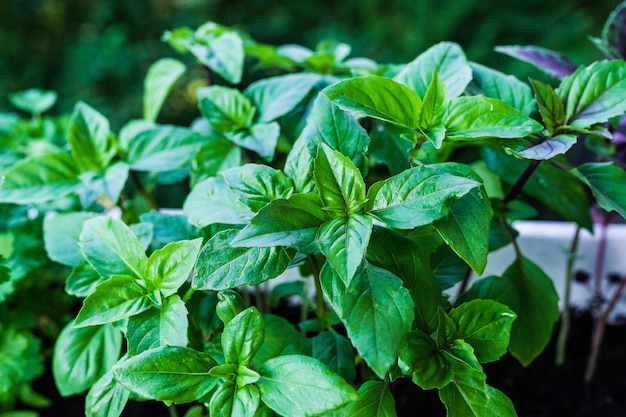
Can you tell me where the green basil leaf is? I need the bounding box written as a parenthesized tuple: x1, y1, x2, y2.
(438, 367, 517, 417)
(314, 143, 367, 214)
(530, 78, 565, 135)
(0, 152, 81, 204)
(468, 63, 535, 116)
(53, 321, 122, 397)
(257, 355, 358, 417)
(145, 238, 203, 296)
(288, 95, 370, 176)
(434, 187, 491, 274)
(143, 57, 186, 122)
(126, 295, 189, 356)
(209, 382, 260, 417)
(366, 227, 444, 333)
(253, 314, 303, 367)
(222, 307, 264, 366)
(418, 70, 448, 148)
(8, 88, 57, 115)
(122, 123, 204, 172)
(323, 76, 422, 129)
(557, 60, 626, 128)
(311, 332, 356, 383)
(341, 380, 397, 417)
(68, 101, 116, 173)
(398, 329, 452, 390)
(573, 162, 626, 218)
(139, 211, 201, 249)
(183, 176, 254, 228)
(194, 229, 295, 290)
(445, 96, 543, 140)
(237, 365, 261, 387)
(85, 368, 130, 417)
(191, 136, 241, 185)
(395, 42, 472, 99)
(65, 263, 103, 298)
(434, 307, 457, 348)
(74, 275, 157, 328)
(449, 299, 516, 363)
(368, 122, 413, 175)
(459, 257, 559, 366)
(225, 122, 280, 162)
(79, 216, 148, 280)
(80, 161, 130, 203)
(198, 86, 256, 132)
(283, 129, 318, 193)
(43, 212, 97, 267)
(113, 346, 218, 403)
(191, 30, 243, 85)
(442, 339, 482, 373)
(231, 193, 330, 252)
(365, 163, 480, 229)
(244, 73, 324, 122)
(317, 215, 373, 286)
(221, 164, 295, 212)
(130, 222, 154, 251)
(321, 262, 414, 378)
(216, 290, 246, 326)
(593, 2, 626, 59)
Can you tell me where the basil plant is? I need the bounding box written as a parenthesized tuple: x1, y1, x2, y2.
(2, 14, 626, 417)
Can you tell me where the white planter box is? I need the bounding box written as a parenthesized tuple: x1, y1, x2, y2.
(465, 221, 626, 322)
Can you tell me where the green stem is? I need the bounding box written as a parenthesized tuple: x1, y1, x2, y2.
(308, 255, 327, 325)
(168, 404, 179, 417)
(556, 225, 580, 366)
(182, 286, 196, 303)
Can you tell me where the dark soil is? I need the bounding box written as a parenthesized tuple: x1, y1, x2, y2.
(23, 309, 626, 417)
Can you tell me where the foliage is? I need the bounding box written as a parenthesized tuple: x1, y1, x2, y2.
(2, 2, 626, 416)
(0, 0, 618, 128)
(496, 0, 626, 382)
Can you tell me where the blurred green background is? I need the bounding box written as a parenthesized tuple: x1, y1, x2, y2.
(0, 0, 618, 128)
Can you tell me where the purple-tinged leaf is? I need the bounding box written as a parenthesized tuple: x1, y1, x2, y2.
(557, 60, 626, 128)
(504, 134, 578, 160)
(495, 45, 578, 79)
(599, 1, 626, 59)
(614, 115, 626, 143)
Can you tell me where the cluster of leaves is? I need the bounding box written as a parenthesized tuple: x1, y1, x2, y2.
(2, 5, 626, 416)
(496, 1, 626, 381)
(0, 90, 79, 415)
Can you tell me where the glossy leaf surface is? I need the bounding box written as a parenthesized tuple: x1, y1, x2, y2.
(257, 355, 358, 417)
(321, 262, 414, 378)
(324, 76, 422, 128)
(53, 322, 122, 397)
(79, 216, 148, 280)
(113, 346, 218, 403)
(395, 41, 472, 98)
(194, 230, 294, 290)
(143, 57, 186, 122)
(459, 257, 559, 366)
